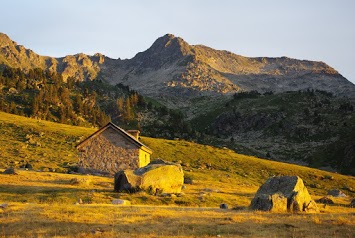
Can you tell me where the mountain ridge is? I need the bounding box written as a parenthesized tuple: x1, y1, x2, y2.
(1, 32, 354, 109)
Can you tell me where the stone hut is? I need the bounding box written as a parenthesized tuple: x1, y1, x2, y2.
(76, 122, 152, 175)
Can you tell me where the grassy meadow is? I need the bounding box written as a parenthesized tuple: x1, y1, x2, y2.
(0, 111, 354, 237)
(1, 202, 354, 238)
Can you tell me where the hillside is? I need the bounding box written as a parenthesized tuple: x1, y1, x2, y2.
(1, 32, 355, 113)
(191, 90, 355, 175)
(0, 112, 354, 237)
(0, 65, 194, 139)
(0, 28, 354, 198)
(0, 111, 354, 206)
(0, 111, 95, 170)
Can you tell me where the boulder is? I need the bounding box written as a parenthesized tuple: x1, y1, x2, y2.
(114, 160, 184, 194)
(251, 193, 288, 212)
(114, 170, 141, 192)
(220, 203, 228, 209)
(112, 199, 131, 205)
(316, 197, 334, 205)
(250, 176, 319, 213)
(350, 199, 355, 208)
(327, 189, 347, 197)
(184, 177, 194, 184)
(69, 177, 92, 186)
(78, 198, 83, 204)
(2, 167, 17, 175)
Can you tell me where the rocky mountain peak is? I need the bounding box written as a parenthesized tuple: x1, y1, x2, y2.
(161, 33, 176, 41)
(148, 33, 192, 55)
(131, 34, 193, 69)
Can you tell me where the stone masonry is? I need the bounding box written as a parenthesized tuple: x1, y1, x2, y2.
(77, 123, 151, 175)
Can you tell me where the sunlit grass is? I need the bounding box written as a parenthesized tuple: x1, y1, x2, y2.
(0, 111, 95, 170)
(0, 203, 354, 237)
(0, 111, 355, 237)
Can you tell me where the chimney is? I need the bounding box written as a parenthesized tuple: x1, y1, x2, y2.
(127, 130, 140, 140)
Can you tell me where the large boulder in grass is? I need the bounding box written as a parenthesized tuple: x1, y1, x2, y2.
(250, 176, 319, 213)
(114, 160, 184, 194)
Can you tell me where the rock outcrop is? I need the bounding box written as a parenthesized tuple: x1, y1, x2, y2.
(114, 160, 184, 194)
(250, 176, 319, 213)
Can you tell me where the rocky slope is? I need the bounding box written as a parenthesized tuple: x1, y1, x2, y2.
(191, 90, 355, 175)
(1, 32, 354, 111)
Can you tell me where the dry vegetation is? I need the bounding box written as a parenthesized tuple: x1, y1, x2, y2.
(0, 111, 355, 237)
(0, 201, 354, 237)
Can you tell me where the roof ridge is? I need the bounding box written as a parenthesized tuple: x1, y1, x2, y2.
(76, 122, 152, 153)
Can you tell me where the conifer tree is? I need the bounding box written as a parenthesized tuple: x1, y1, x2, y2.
(32, 96, 39, 116)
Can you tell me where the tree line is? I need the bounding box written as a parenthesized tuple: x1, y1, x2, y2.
(0, 66, 195, 139)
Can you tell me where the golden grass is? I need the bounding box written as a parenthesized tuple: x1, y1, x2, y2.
(0, 170, 114, 205)
(0, 203, 354, 238)
(0, 111, 95, 170)
(1, 111, 355, 237)
(0, 169, 255, 207)
(0, 170, 354, 237)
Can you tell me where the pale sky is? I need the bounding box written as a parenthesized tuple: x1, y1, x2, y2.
(1, 0, 354, 84)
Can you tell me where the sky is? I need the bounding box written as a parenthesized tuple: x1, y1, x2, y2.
(1, 0, 354, 84)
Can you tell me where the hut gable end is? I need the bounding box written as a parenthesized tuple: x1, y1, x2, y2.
(77, 122, 152, 175)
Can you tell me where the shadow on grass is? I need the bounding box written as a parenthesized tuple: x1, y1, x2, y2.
(0, 184, 116, 204)
(0, 184, 112, 194)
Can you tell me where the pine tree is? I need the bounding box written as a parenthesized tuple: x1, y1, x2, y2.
(123, 97, 134, 122)
(74, 94, 83, 115)
(32, 96, 39, 116)
(130, 93, 139, 106)
(117, 97, 124, 112)
(59, 106, 66, 123)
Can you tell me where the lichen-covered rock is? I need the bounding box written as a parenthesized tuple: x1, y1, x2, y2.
(114, 160, 184, 194)
(250, 176, 319, 213)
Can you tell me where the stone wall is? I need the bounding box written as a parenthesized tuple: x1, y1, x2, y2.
(78, 127, 141, 175)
